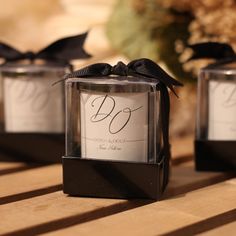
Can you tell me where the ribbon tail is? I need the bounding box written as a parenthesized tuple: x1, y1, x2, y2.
(167, 85, 179, 98)
(205, 57, 236, 69)
(128, 58, 183, 97)
(188, 42, 235, 61)
(36, 32, 91, 61)
(0, 42, 24, 61)
(161, 73, 183, 97)
(159, 83, 171, 189)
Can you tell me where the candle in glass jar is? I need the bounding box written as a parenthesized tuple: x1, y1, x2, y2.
(208, 80, 236, 140)
(1, 64, 65, 133)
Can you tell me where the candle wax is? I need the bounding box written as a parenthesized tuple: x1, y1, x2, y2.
(208, 80, 236, 140)
(80, 91, 148, 162)
(4, 77, 64, 133)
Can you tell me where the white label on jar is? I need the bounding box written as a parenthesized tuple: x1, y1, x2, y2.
(209, 80, 236, 140)
(4, 77, 64, 133)
(80, 91, 148, 162)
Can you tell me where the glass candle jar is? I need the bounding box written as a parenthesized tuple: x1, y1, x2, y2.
(195, 62, 236, 171)
(0, 63, 67, 133)
(65, 76, 162, 163)
(0, 62, 69, 163)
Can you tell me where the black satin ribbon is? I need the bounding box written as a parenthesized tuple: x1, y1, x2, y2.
(0, 32, 91, 65)
(65, 59, 182, 94)
(65, 58, 182, 175)
(188, 42, 236, 68)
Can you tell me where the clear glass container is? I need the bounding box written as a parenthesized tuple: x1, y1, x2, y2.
(65, 76, 162, 163)
(0, 63, 67, 133)
(196, 63, 236, 141)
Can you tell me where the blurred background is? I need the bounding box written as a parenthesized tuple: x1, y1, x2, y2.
(0, 0, 120, 65)
(1, 0, 235, 138)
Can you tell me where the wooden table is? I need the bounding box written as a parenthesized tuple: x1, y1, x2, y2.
(0, 137, 235, 236)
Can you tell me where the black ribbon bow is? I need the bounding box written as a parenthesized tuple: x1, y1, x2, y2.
(0, 32, 91, 65)
(64, 59, 182, 95)
(64, 58, 182, 189)
(188, 42, 236, 68)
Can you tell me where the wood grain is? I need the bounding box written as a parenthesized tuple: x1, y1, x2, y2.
(0, 161, 234, 235)
(166, 161, 234, 197)
(199, 221, 236, 236)
(0, 164, 61, 199)
(0, 191, 128, 235)
(171, 135, 194, 164)
(0, 162, 26, 171)
(42, 179, 236, 236)
(0, 161, 231, 203)
(0, 162, 42, 176)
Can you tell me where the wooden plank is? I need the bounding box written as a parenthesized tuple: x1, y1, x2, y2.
(0, 161, 39, 176)
(0, 191, 129, 235)
(199, 221, 236, 236)
(166, 161, 234, 197)
(0, 160, 232, 204)
(41, 179, 236, 236)
(171, 135, 194, 164)
(0, 162, 26, 171)
(0, 164, 61, 202)
(1, 179, 235, 236)
(0, 161, 234, 235)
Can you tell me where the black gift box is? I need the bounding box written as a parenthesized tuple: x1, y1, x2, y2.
(195, 140, 236, 172)
(63, 153, 168, 200)
(62, 59, 181, 200)
(0, 133, 64, 163)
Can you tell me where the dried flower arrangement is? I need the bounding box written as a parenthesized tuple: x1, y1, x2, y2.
(107, 0, 236, 80)
(106, 0, 236, 137)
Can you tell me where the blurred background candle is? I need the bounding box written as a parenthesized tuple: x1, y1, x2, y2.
(1, 63, 65, 133)
(197, 66, 236, 141)
(208, 79, 236, 140)
(195, 64, 236, 171)
(0, 63, 67, 163)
